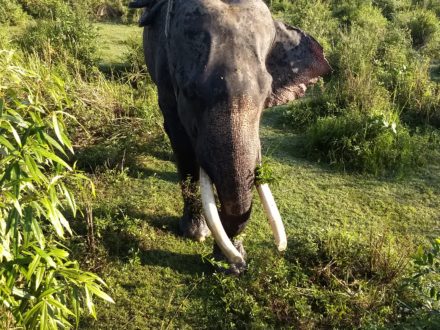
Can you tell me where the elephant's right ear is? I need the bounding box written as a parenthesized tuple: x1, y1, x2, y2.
(265, 21, 331, 108)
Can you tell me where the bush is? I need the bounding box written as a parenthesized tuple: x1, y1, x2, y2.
(269, 0, 338, 50)
(396, 9, 440, 55)
(373, 0, 411, 19)
(17, 5, 98, 67)
(18, 0, 68, 19)
(323, 4, 391, 116)
(0, 0, 29, 25)
(92, 0, 141, 24)
(397, 238, 440, 327)
(275, 0, 439, 172)
(412, 0, 440, 16)
(305, 112, 428, 175)
(0, 50, 113, 328)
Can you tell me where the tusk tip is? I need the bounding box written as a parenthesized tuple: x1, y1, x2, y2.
(232, 255, 245, 264)
(277, 241, 287, 252)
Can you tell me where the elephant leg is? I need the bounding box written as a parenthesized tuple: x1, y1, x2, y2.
(159, 97, 210, 242)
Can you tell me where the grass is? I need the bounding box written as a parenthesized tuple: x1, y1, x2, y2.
(76, 105, 440, 328)
(3, 20, 439, 328)
(67, 21, 440, 329)
(94, 22, 141, 71)
(432, 60, 440, 82)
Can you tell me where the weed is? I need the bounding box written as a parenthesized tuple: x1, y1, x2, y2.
(396, 8, 440, 55)
(0, 0, 29, 25)
(17, 4, 98, 67)
(255, 159, 279, 185)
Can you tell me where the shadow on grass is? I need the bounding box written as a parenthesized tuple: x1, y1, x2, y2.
(97, 219, 211, 275)
(74, 133, 174, 176)
(130, 166, 178, 182)
(139, 249, 210, 274)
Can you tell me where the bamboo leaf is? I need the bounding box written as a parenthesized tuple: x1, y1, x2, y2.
(0, 135, 15, 151)
(52, 112, 63, 147)
(33, 146, 72, 171)
(84, 286, 96, 318)
(27, 254, 41, 281)
(9, 123, 22, 148)
(42, 132, 67, 156)
(87, 283, 115, 304)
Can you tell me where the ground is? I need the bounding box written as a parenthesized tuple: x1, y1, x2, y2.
(78, 24, 440, 324)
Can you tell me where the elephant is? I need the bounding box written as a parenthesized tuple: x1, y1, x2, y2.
(129, 0, 330, 274)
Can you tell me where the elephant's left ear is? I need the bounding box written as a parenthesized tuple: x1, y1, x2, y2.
(265, 21, 331, 107)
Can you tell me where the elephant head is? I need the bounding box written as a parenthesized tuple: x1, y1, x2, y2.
(129, 0, 330, 272)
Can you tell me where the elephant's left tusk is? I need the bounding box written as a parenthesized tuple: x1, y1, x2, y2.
(256, 183, 287, 251)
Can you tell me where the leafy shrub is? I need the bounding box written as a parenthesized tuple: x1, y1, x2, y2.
(397, 238, 440, 326)
(396, 59, 440, 126)
(0, 50, 113, 328)
(412, 0, 440, 16)
(18, 0, 68, 19)
(275, 0, 439, 172)
(17, 5, 98, 67)
(373, 0, 411, 19)
(305, 112, 428, 175)
(396, 9, 440, 55)
(331, 0, 375, 26)
(0, 0, 29, 25)
(93, 0, 141, 24)
(269, 0, 338, 50)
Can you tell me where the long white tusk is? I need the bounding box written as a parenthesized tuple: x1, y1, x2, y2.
(199, 168, 245, 264)
(256, 183, 287, 251)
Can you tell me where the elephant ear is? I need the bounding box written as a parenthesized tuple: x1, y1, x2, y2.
(265, 21, 331, 107)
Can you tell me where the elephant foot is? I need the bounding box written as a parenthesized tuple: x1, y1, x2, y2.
(179, 214, 211, 242)
(213, 240, 247, 275)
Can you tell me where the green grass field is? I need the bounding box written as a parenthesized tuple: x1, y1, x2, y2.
(2, 7, 439, 327)
(94, 23, 140, 68)
(78, 106, 440, 328)
(69, 24, 440, 329)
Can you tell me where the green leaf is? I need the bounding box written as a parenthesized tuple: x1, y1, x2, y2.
(8, 123, 22, 148)
(46, 296, 75, 317)
(0, 135, 15, 151)
(55, 208, 72, 235)
(50, 248, 69, 259)
(61, 184, 76, 216)
(33, 146, 72, 171)
(27, 254, 41, 281)
(24, 153, 47, 184)
(52, 112, 64, 147)
(39, 301, 48, 330)
(34, 246, 57, 268)
(35, 265, 45, 290)
(42, 132, 67, 156)
(84, 286, 96, 318)
(87, 283, 115, 304)
(23, 300, 44, 325)
(31, 217, 45, 247)
(41, 198, 64, 238)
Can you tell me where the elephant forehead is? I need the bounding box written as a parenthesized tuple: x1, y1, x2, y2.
(169, 0, 275, 90)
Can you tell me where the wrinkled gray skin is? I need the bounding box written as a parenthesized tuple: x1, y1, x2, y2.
(132, 0, 330, 271)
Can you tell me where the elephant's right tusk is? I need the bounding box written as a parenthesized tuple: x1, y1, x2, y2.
(256, 183, 287, 251)
(199, 168, 245, 265)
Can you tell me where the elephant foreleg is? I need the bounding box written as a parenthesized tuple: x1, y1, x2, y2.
(160, 97, 210, 241)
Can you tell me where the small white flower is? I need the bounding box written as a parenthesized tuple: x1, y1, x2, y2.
(391, 122, 397, 134)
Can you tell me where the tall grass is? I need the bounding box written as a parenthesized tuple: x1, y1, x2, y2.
(273, 0, 440, 174)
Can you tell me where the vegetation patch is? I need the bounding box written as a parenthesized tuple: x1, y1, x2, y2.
(0, 0, 439, 328)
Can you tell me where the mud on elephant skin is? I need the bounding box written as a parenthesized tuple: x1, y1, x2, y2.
(129, 0, 330, 273)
